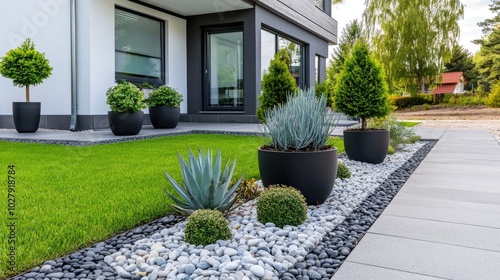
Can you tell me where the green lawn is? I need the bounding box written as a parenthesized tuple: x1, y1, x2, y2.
(400, 121, 422, 127)
(0, 134, 343, 278)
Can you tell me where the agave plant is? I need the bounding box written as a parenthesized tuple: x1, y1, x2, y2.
(163, 148, 243, 216)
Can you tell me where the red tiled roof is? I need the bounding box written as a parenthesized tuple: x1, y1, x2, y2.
(441, 72, 463, 84)
(433, 84, 457, 94)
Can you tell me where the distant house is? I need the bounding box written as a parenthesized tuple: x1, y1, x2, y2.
(433, 72, 466, 95)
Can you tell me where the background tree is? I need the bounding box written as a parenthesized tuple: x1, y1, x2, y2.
(325, 19, 364, 107)
(473, 0, 499, 93)
(444, 45, 479, 91)
(474, 27, 500, 93)
(335, 41, 390, 130)
(364, 0, 464, 94)
(477, 0, 500, 35)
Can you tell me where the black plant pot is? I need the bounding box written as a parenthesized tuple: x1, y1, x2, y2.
(343, 129, 390, 164)
(149, 106, 180, 128)
(13, 102, 41, 133)
(108, 111, 143, 136)
(258, 148, 338, 205)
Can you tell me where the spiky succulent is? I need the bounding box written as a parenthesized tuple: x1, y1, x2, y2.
(163, 148, 243, 216)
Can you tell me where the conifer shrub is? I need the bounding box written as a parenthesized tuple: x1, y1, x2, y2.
(336, 162, 351, 179)
(184, 209, 232, 245)
(257, 50, 297, 122)
(335, 41, 391, 129)
(256, 185, 307, 228)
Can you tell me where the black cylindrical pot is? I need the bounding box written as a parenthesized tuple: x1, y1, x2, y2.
(258, 148, 338, 205)
(13, 102, 41, 133)
(343, 129, 390, 164)
(108, 111, 143, 136)
(149, 106, 180, 129)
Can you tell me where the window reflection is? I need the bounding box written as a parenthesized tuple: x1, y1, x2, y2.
(260, 29, 304, 88)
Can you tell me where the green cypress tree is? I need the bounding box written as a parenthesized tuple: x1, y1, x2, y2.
(256, 50, 297, 122)
(335, 41, 390, 130)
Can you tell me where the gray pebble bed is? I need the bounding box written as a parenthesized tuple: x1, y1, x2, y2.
(11, 141, 435, 280)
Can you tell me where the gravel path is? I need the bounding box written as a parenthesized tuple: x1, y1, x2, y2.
(417, 120, 500, 143)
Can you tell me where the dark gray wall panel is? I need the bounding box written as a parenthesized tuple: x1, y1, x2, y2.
(186, 9, 257, 117)
(253, 0, 337, 43)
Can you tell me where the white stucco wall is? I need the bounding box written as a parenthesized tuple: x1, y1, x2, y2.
(0, 0, 187, 117)
(77, 0, 188, 115)
(0, 0, 72, 115)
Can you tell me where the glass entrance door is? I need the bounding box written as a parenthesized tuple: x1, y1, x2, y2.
(206, 29, 244, 110)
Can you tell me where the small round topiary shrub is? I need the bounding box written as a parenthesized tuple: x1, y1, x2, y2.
(257, 185, 308, 228)
(184, 209, 232, 246)
(337, 162, 351, 179)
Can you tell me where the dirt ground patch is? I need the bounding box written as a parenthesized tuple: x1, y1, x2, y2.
(395, 106, 500, 120)
(395, 106, 500, 142)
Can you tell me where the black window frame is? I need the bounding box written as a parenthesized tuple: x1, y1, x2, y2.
(114, 6, 166, 88)
(262, 27, 306, 89)
(203, 25, 245, 112)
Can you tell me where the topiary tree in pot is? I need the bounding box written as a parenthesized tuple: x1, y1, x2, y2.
(335, 41, 391, 164)
(106, 81, 146, 136)
(0, 38, 52, 133)
(146, 85, 183, 129)
(256, 49, 297, 123)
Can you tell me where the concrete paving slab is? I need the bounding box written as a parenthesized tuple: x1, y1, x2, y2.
(413, 127, 445, 140)
(369, 215, 500, 252)
(399, 173, 500, 194)
(413, 160, 500, 174)
(332, 262, 446, 280)
(340, 233, 500, 280)
(382, 194, 500, 229)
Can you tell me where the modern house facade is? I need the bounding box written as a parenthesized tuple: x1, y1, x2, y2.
(0, 0, 337, 130)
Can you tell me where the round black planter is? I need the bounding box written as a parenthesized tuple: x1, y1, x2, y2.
(108, 111, 143, 136)
(149, 106, 180, 129)
(13, 102, 41, 133)
(258, 148, 338, 205)
(343, 129, 390, 164)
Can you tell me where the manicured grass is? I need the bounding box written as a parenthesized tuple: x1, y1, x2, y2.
(400, 121, 422, 127)
(0, 134, 344, 278)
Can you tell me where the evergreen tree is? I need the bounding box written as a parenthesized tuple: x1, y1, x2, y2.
(474, 27, 500, 93)
(326, 19, 364, 106)
(256, 50, 297, 122)
(335, 41, 390, 130)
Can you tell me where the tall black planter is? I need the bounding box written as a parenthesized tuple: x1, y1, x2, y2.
(149, 106, 180, 128)
(343, 129, 390, 164)
(108, 111, 143, 136)
(13, 102, 41, 133)
(258, 148, 338, 205)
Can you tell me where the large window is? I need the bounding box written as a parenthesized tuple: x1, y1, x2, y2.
(115, 7, 164, 86)
(261, 29, 304, 88)
(205, 28, 244, 110)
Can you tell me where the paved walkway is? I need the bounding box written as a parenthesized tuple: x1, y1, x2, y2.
(332, 129, 500, 280)
(0, 121, 356, 144)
